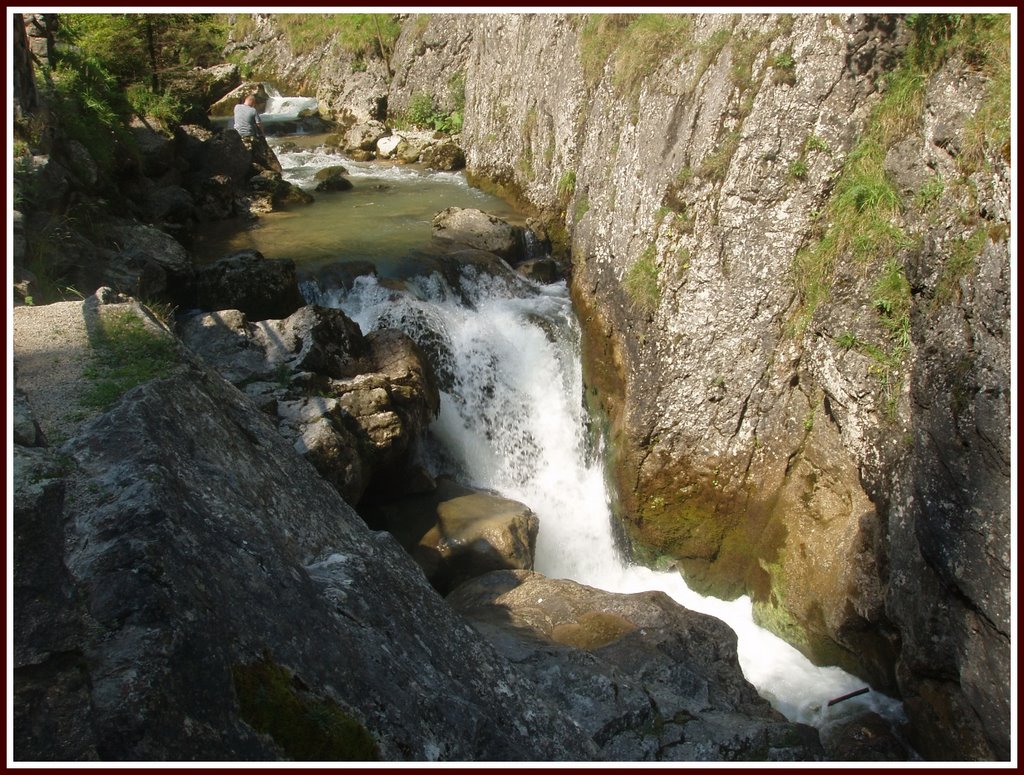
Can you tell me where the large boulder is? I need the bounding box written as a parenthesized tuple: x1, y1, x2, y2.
(431, 207, 521, 262)
(367, 478, 539, 594)
(13, 355, 596, 761)
(104, 222, 196, 306)
(448, 570, 825, 761)
(195, 249, 306, 321)
(179, 305, 440, 505)
(344, 121, 389, 153)
(421, 140, 465, 171)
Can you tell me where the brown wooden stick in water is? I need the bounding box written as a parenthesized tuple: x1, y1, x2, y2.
(827, 687, 870, 707)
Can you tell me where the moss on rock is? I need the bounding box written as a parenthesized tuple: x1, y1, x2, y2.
(233, 656, 379, 761)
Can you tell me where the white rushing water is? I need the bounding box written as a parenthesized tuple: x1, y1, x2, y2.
(320, 268, 906, 730)
(275, 129, 907, 732)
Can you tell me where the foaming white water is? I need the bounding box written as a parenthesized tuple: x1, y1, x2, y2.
(262, 85, 319, 118)
(324, 269, 908, 730)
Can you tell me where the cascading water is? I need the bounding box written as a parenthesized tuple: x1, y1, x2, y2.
(262, 84, 319, 119)
(312, 267, 906, 731)
(262, 112, 908, 736)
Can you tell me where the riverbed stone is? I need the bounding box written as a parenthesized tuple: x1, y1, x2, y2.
(365, 478, 539, 594)
(313, 165, 354, 192)
(421, 140, 466, 171)
(345, 120, 388, 153)
(196, 249, 306, 321)
(432, 207, 519, 261)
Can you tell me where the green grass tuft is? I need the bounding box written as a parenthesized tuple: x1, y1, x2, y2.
(624, 246, 661, 312)
(82, 309, 178, 409)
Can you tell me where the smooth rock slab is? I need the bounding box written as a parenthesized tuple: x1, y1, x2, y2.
(13, 357, 596, 761)
(448, 570, 825, 762)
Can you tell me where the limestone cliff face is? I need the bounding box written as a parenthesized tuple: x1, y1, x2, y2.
(227, 12, 1011, 760)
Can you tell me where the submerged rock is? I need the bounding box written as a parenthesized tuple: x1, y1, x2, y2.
(432, 207, 520, 261)
(313, 165, 354, 192)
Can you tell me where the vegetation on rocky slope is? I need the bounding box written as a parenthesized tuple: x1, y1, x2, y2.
(791, 12, 1010, 411)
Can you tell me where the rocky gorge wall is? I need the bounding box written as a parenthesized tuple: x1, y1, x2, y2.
(226, 12, 1012, 760)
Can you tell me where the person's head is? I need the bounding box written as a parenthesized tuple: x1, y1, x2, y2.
(244, 95, 256, 107)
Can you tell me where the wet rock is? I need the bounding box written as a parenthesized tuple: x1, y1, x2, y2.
(819, 710, 912, 761)
(195, 249, 305, 321)
(313, 165, 354, 192)
(432, 207, 519, 261)
(448, 570, 824, 761)
(516, 257, 563, 284)
(368, 478, 539, 593)
(421, 140, 465, 171)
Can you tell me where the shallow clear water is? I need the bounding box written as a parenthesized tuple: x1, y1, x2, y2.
(235, 116, 907, 733)
(194, 135, 522, 280)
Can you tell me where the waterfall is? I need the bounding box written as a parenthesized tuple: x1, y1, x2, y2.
(261, 84, 319, 118)
(273, 119, 906, 734)
(321, 267, 907, 731)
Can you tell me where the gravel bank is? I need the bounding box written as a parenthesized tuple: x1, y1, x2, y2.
(12, 300, 98, 444)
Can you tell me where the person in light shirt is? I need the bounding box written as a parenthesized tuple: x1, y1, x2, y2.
(233, 94, 264, 139)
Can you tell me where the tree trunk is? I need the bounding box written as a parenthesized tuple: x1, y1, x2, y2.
(13, 14, 38, 119)
(145, 16, 159, 93)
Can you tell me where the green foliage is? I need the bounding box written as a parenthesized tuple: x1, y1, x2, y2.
(698, 131, 740, 182)
(906, 14, 1010, 172)
(788, 160, 808, 180)
(448, 70, 466, 113)
(914, 173, 945, 211)
(624, 246, 661, 312)
(64, 13, 225, 91)
(573, 195, 590, 222)
(81, 308, 178, 409)
(126, 84, 185, 125)
(785, 12, 1007, 343)
(690, 26, 733, 93)
(39, 47, 136, 175)
(835, 331, 860, 350)
(580, 13, 695, 98)
(401, 91, 462, 134)
(612, 14, 693, 96)
(273, 13, 399, 62)
(557, 169, 577, 202)
(233, 657, 379, 761)
(802, 134, 831, 155)
(771, 49, 797, 86)
(934, 227, 987, 305)
(579, 14, 636, 85)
